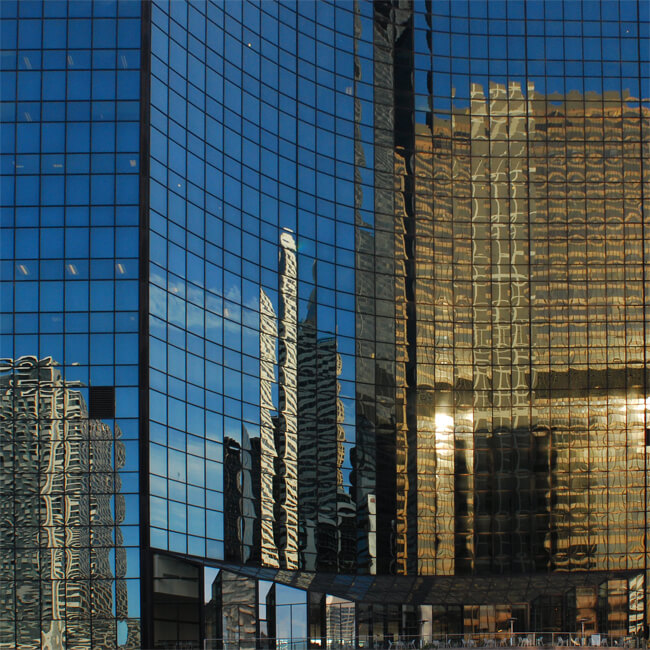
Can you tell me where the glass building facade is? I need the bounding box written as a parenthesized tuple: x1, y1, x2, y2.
(1, 0, 142, 647)
(1, 0, 649, 648)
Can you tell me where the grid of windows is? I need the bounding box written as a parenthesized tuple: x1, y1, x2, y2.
(146, 0, 650, 595)
(147, 0, 367, 568)
(2, 0, 649, 644)
(193, 0, 648, 636)
(403, 0, 649, 578)
(0, 0, 141, 647)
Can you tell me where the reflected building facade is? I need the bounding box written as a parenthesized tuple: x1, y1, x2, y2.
(297, 259, 355, 573)
(0, 357, 136, 649)
(2, 0, 649, 648)
(407, 81, 649, 577)
(1, 0, 142, 647)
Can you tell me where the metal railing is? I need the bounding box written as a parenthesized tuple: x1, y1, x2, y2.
(200, 635, 645, 650)
(412, 634, 643, 649)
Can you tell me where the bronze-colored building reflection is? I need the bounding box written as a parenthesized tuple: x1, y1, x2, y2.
(407, 81, 648, 578)
(259, 287, 281, 568)
(276, 230, 300, 570)
(0, 356, 136, 649)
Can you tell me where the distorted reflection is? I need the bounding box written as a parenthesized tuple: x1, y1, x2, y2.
(226, 230, 361, 576)
(0, 356, 138, 649)
(406, 78, 648, 577)
(221, 79, 648, 587)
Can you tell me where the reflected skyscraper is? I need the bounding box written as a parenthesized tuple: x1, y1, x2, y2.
(276, 230, 300, 570)
(250, 232, 358, 575)
(207, 570, 257, 650)
(0, 357, 134, 649)
(260, 287, 281, 568)
(298, 278, 355, 573)
(405, 81, 647, 577)
(223, 425, 257, 565)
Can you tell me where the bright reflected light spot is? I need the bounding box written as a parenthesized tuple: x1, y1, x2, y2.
(435, 412, 454, 431)
(67, 264, 78, 275)
(116, 263, 126, 275)
(17, 264, 29, 275)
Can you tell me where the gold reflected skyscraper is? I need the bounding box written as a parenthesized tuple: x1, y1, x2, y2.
(406, 83, 648, 578)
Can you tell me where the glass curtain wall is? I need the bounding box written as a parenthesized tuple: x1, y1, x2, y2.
(401, 0, 650, 580)
(0, 0, 142, 647)
(146, 0, 367, 575)
(145, 0, 649, 631)
(3, 0, 648, 646)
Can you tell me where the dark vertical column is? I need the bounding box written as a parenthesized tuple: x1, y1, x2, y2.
(373, 0, 417, 574)
(266, 584, 277, 649)
(297, 296, 318, 571)
(224, 437, 243, 563)
(138, 0, 152, 647)
(370, 0, 397, 575)
(353, 0, 378, 577)
(199, 568, 206, 649)
(308, 592, 326, 647)
(390, 2, 418, 576)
